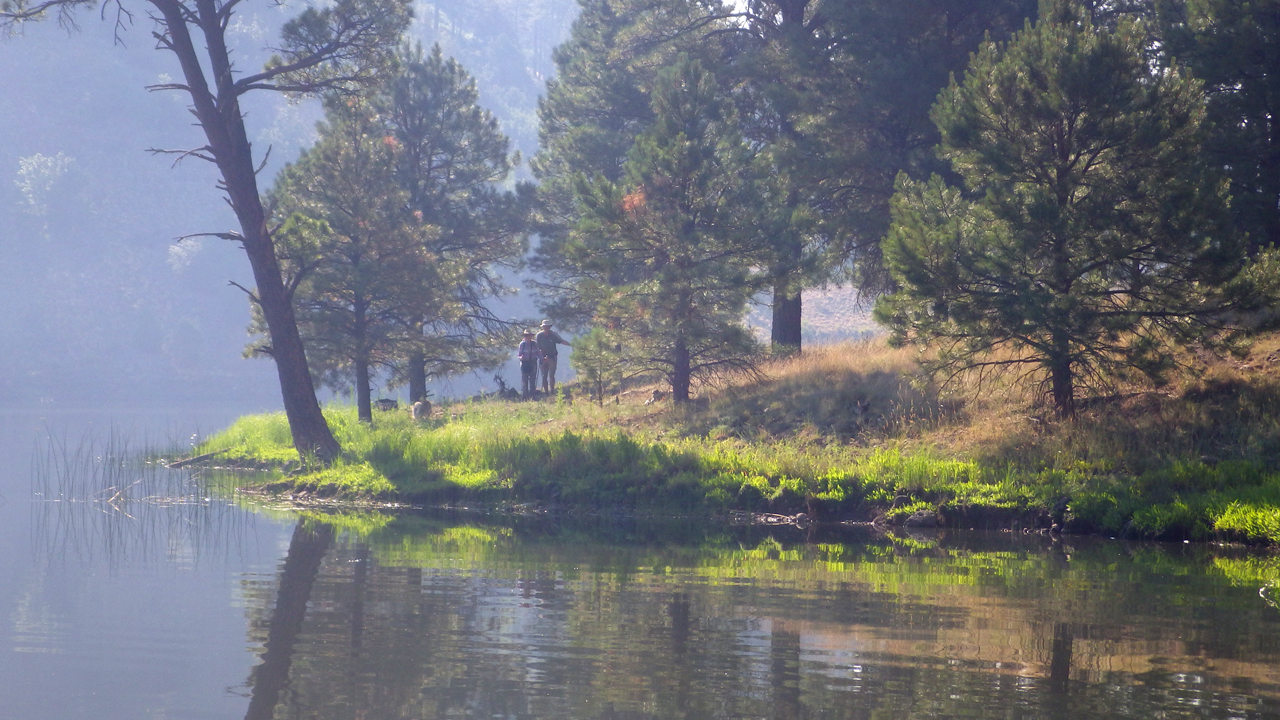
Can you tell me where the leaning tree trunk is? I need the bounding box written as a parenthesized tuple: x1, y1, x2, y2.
(244, 520, 335, 720)
(154, 0, 339, 461)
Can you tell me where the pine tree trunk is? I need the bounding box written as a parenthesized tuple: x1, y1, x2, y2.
(156, 0, 339, 461)
(408, 349, 428, 403)
(672, 337, 691, 403)
(407, 317, 428, 402)
(1049, 336, 1075, 418)
(356, 355, 372, 424)
(771, 283, 802, 352)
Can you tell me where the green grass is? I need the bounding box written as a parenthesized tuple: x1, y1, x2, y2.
(199, 339, 1280, 546)
(201, 405, 1101, 533)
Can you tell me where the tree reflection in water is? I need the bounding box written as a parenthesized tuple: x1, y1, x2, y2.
(237, 515, 1280, 720)
(244, 520, 334, 720)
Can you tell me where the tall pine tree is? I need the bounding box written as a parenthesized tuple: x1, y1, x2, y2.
(569, 57, 774, 401)
(378, 44, 532, 402)
(530, 0, 729, 326)
(263, 98, 436, 423)
(875, 1, 1245, 417)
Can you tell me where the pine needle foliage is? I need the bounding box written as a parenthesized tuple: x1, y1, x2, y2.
(876, 0, 1250, 417)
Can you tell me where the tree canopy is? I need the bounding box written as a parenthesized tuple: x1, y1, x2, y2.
(262, 98, 436, 423)
(380, 44, 532, 403)
(568, 56, 774, 401)
(875, 1, 1247, 416)
(262, 45, 530, 419)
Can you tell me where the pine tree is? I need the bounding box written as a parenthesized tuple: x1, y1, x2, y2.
(875, 1, 1244, 417)
(1159, 0, 1280, 253)
(569, 57, 772, 401)
(262, 99, 435, 423)
(530, 0, 729, 326)
(796, 0, 1036, 293)
(378, 44, 532, 402)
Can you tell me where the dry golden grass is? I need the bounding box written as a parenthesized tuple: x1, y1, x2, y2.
(431, 331, 1280, 480)
(650, 334, 1280, 476)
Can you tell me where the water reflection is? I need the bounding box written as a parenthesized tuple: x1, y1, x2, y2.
(244, 520, 334, 720)
(237, 514, 1280, 720)
(16, 428, 1280, 719)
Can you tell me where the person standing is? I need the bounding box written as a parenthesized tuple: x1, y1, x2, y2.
(517, 329, 541, 399)
(535, 319, 571, 395)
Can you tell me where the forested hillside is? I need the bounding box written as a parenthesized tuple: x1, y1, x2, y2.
(0, 0, 576, 407)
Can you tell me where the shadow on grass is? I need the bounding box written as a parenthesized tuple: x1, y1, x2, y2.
(674, 364, 962, 442)
(975, 376, 1280, 476)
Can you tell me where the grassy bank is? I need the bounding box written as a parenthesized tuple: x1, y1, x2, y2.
(195, 338, 1280, 546)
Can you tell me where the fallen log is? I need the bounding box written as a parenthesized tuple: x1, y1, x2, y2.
(168, 448, 230, 469)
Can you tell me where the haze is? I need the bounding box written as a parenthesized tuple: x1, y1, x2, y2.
(0, 0, 576, 411)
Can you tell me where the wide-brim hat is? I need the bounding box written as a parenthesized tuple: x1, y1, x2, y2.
(540, 319, 553, 327)
(522, 330, 535, 336)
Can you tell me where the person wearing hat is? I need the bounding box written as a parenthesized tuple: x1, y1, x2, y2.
(517, 329, 542, 399)
(535, 319, 571, 395)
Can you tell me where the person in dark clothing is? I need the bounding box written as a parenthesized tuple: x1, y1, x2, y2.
(535, 319, 571, 394)
(517, 329, 541, 399)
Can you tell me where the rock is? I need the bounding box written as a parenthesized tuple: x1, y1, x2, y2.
(904, 510, 939, 528)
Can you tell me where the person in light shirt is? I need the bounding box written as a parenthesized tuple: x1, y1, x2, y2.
(516, 329, 541, 399)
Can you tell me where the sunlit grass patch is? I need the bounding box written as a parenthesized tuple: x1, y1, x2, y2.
(286, 460, 397, 498)
(208, 412, 299, 464)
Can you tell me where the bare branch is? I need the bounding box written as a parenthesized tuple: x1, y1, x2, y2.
(147, 145, 216, 166)
(228, 279, 260, 304)
(253, 144, 273, 175)
(0, 0, 93, 32)
(176, 230, 243, 242)
(145, 81, 191, 93)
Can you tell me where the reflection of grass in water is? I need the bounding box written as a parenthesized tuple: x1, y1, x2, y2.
(31, 428, 257, 565)
(1211, 556, 1280, 612)
(1263, 582, 1280, 611)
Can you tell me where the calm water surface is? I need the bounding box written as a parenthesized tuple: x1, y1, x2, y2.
(1, 409, 1278, 719)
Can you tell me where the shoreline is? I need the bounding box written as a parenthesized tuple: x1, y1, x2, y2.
(178, 453, 1279, 548)
(185, 340, 1280, 548)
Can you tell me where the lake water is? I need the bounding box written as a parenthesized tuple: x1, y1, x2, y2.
(2, 409, 1279, 719)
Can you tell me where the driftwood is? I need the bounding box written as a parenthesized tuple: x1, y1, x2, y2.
(168, 448, 230, 469)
